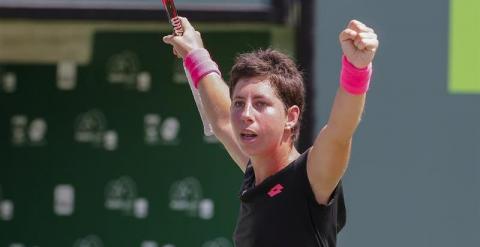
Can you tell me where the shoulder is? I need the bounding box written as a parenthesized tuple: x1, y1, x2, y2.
(296, 148, 345, 206)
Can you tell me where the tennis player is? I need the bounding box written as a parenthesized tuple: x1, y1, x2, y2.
(163, 17, 378, 247)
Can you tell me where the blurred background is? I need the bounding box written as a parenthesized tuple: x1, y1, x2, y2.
(0, 0, 478, 247)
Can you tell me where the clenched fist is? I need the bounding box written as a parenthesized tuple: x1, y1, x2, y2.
(339, 20, 379, 68)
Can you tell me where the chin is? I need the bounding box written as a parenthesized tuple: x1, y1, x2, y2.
(239, 145, 260, 157)
(240, 143, 273, 158)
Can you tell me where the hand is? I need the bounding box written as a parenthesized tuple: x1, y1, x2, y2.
(163, 17, 204, 59)
(339, 20, 379, 68)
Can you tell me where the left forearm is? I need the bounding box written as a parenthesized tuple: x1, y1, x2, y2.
(305, 20, 377, 205)
(325, 87, 366, 142)
(323, 18, 377, 142)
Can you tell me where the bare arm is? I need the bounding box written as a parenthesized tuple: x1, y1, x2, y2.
(307, 20, 379, 205)
(163, 17, 249, 171)
(198, 74, 249, 171)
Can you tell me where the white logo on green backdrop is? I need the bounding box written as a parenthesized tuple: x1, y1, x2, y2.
(57, 60, 77, 91)
(0, 199, 14, 221)
(0, 186, 14, 221)
(105, 176, 149, 218)
(73, 235, 103, 247)
(1, 72, 17, 93)
(11, 115, 27, 145)
(169, 177, 215, 220)
(11, 115, 47, 146)
(29, 118, 47, 144)
(144, 114, 181, 145)
(107, 50, 151, 92)
(54, 184, 75, 216)
(103, 130, 118, 151)
(137, 71, 152, 92)
(75, 109, 106, 143)
(74, 109, 118, 151)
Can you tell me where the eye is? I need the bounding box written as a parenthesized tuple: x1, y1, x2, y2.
(255, 101, 267, 108)
(233, 100, 244, 108)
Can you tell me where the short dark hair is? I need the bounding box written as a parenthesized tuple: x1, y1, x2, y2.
(229, 49, 305, 143)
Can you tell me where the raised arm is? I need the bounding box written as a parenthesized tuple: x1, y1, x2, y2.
(307, 20, 379, 205)
(163, 17, 249, 171)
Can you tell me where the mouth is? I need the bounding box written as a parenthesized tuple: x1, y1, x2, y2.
(240, 130, 258, 142)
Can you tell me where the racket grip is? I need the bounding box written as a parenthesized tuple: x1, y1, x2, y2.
(183, 64, 214, 136)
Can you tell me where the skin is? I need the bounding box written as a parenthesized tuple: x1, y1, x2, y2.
(163, 17, 379, 205)
(230, 76, 301, 184)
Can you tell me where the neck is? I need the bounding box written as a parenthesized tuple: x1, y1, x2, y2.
(251, 144, 300, 186)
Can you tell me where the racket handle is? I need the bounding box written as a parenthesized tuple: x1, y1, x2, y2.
(183, 64, 214, 136)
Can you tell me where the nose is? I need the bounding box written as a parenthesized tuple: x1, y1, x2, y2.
(240, 103, 254, 123)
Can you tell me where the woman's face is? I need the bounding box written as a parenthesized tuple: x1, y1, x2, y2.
(230, 76, 289, 156)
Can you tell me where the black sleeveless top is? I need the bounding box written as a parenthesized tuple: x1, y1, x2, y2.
(233, 150, 346, 247)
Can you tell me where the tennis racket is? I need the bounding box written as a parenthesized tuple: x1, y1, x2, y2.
(161, 0, 214, 136)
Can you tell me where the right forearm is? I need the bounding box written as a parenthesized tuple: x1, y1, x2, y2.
(197, 73, 232, 134)
(182, 47, 231, 134)
(163, 17, 249, 170)
(198, 71, 249, 170)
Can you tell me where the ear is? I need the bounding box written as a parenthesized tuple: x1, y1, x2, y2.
(285, 105, 300, 130)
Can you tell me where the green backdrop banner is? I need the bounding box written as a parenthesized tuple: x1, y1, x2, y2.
(0, 21, 293, 247)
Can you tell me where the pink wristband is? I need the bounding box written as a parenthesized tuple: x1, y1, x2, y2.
(340, 55, 372, 95)
(184, 48, 221, 89)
